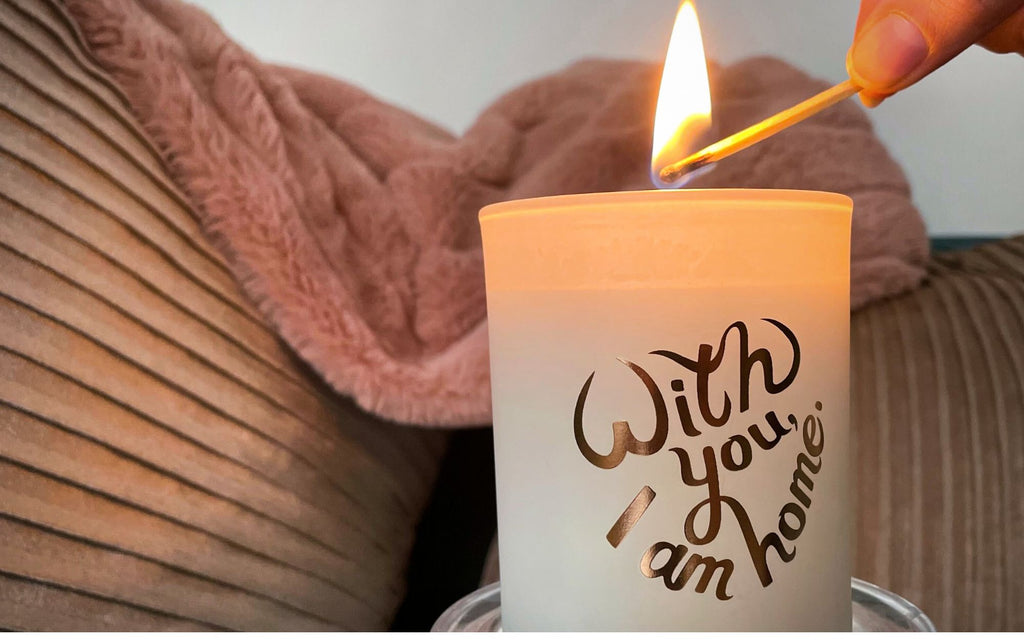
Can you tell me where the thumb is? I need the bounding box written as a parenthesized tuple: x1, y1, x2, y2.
(847, 0, 1024, 99)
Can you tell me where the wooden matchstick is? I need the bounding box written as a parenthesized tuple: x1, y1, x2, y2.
(658, 79, 862, 184)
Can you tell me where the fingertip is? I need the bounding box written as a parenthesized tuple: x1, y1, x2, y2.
(858, 91, 886, 108)
(845, 48, 876, 101)
(849, 12, 929, 90)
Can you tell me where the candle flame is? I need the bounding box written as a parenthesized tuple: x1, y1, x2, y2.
(651, 0, 714, 188)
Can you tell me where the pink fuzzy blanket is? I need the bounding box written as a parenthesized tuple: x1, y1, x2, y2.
(67, 0, 929, 427)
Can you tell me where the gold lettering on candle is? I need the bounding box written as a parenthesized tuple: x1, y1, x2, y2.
(639, 542, 734, 601)
(748, 411, 796, 451)
(671, 379, 702, 436)
(721, 434, 753, 471)
(651, 318, 801, 424)
(669, 445, 723, 545)
(574, 318, 832, 600)
(606, 485, 656, 548)
(573, 359, 668, 469)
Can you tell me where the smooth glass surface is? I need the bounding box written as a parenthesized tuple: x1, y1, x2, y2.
(432, 579, 937, 632)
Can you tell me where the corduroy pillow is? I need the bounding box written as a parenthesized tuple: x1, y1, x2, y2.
(850, 235, 1024, 632)
(0, 0, 447, 630)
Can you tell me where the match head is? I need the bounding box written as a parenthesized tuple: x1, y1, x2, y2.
(657, 153, 715, 187)
(655, 154, 712, 184)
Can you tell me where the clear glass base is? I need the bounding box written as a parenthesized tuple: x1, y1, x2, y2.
(432, 578, 936, 632)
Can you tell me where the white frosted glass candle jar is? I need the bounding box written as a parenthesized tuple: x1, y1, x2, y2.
(480, 189, 853, 631)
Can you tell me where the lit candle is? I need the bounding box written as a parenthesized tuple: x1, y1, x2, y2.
(481, 1, 851, 632)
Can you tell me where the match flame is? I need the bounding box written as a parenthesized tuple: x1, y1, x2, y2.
(651, 0, 714, 188)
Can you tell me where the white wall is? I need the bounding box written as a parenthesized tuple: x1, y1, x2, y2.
(192, 0, 1023, 236)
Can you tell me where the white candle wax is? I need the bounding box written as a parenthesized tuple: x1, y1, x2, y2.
(481, 189, 852, 631)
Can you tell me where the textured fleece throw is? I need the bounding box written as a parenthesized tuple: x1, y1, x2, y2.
(67, 0, 929, 427)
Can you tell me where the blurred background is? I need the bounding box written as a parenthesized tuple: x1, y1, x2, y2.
(191, 0, 1023, 236)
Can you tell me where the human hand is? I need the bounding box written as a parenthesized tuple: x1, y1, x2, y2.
(847, 0, 1024, 106)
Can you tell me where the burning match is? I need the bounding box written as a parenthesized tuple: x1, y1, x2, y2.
(658, 78, 863, 185)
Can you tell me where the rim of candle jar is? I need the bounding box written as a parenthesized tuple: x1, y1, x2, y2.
(479, 188, 852, 221)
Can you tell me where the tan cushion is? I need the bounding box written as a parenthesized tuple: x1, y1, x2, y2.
(852, 235, 1024, 631)
(0, 0, 447, 630)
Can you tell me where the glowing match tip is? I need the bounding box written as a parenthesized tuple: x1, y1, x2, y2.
(658, 153, 712, 185)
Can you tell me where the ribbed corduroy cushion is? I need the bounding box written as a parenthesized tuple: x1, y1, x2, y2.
(0, 0, 447, 630)
(852, 236, 1024, 631)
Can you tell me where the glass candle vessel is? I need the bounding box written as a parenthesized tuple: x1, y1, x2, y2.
(480, 189, 853, 631)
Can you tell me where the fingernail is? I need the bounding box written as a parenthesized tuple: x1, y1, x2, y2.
(850, 13, 928, 88)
